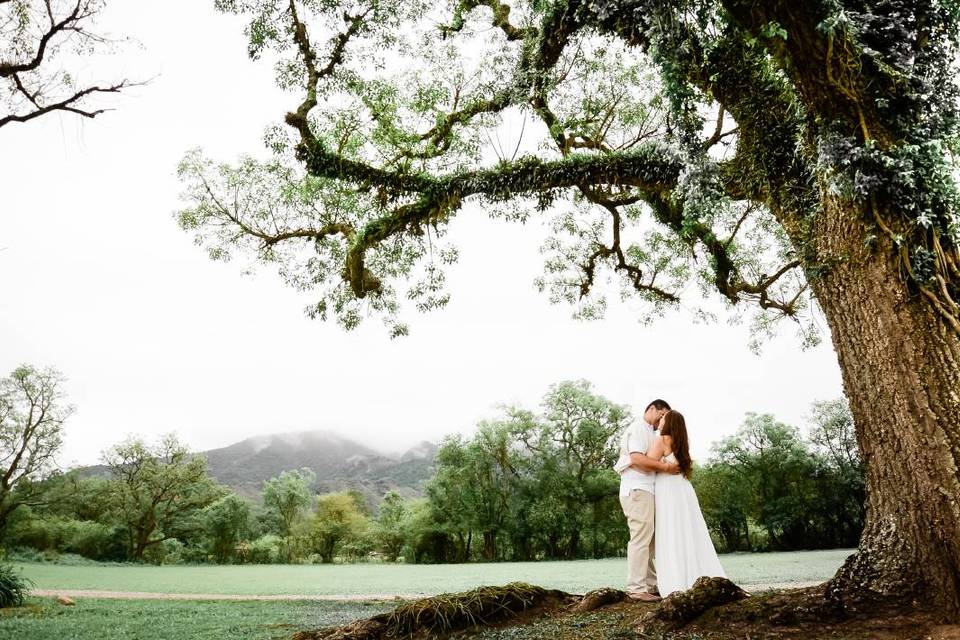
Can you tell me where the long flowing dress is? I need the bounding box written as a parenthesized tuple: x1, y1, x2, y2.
(654, 452, 726, 596)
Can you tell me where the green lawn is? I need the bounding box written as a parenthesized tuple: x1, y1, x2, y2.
(1, 551, 854, 640)
(0, 598, 394, 640)
(14, 549, 853, 597)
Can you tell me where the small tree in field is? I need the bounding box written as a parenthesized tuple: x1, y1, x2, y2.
(374, 490, 408, 561)
(0, 364, 71, 537)
(310, 491, 370, 563)
(262, 468, 315, 561)
(102, 434, 224, 560)
(262, 468, 315, 537)
(203, 493, 251, 563)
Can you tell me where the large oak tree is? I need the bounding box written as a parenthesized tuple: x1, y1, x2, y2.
(102, 434, 224, 561)
(178, 0, 960, 618)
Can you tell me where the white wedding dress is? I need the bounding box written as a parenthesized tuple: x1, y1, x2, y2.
(654, 452, 726, 596)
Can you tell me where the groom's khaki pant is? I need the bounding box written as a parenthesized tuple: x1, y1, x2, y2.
(620, 488, 657, 595)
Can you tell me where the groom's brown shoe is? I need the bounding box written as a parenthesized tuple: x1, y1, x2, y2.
(628, 592, 661, 602)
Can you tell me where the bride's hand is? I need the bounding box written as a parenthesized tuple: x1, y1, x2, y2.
(663, 461, 682, 475)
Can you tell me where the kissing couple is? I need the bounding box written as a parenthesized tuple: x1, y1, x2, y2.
(614, 399, 726, 600)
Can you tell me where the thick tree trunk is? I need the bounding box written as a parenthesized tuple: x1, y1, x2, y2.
(0, 500, 21, 538)
(808, 198, 960, 617)
(133, 535, 149, 561)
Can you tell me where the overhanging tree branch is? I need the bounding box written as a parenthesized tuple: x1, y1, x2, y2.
(442, 0, 535, 41)
(306, 142, 683, 296)
(0, 0, 136, 129)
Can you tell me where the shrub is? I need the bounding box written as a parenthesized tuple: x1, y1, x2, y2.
(6, 516, 64, 550)
(340, 536, 376, 563)
(247, 535, 283, 564)
(40, 549, 60, 563)
(144, 538, 185, 565)
(6, 516, 127, 561)
(0, 564, 31, 608)
(234, 540, 251, 564)
(181, 544, 211, 564)
(3, 547, 45, 563)
(63, 520, 118, 560)
(3, 548, 115, 566)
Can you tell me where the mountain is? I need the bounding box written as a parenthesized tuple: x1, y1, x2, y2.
(77, 431, 437, 505)
(201, 430, 437, 500)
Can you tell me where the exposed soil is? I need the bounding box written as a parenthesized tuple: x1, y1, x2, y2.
(461, 597, 954, 640)
(289, 580, 956, 640)
(30, 581, 957, 639)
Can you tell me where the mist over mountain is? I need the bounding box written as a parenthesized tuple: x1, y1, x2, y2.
(80, 430, 438, 503)
(202, 430, 437, 499)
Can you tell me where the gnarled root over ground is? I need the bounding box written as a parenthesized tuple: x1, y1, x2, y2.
(291, 579, 951, 640)
(291, 582, 576, 639)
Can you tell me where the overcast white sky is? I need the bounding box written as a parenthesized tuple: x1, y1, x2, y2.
(0, 1, 845, 468)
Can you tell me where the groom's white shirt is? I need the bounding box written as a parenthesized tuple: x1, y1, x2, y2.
(615, 422, 658, 497)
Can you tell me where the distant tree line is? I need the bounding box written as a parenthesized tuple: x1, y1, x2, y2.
(1, 365, 863, 564)
(694, 401, 864, 553)
(403, 389, 864, 562)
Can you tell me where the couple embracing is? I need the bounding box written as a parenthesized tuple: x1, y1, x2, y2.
(614, 399, 725, 600)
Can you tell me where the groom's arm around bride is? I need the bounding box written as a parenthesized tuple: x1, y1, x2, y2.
(613, 427, 681, 476)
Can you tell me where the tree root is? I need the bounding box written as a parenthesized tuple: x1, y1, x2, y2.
(637, 577, 749, 632)
(645, 581, 945, 639)
(568, 587, 626, 613)
(291, 579, 948, 640)
(291, 582, 576, 639)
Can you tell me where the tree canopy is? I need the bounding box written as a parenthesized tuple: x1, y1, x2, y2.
(176, 0, 883, 341)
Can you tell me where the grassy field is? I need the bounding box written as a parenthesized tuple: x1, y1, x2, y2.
(1, 550, 854, 640)
(0, 598, 395, 640)
(13, 549, 853, 597)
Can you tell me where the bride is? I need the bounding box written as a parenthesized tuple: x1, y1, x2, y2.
(646, 410, 726, 596)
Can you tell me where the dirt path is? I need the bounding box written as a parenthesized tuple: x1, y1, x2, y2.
(31, 581, 822, 602)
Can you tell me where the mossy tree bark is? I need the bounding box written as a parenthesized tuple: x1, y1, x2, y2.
(810, 199, 960, 614)
(716, 1, 960, 615)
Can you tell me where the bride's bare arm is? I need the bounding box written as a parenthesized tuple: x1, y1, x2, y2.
(628, 437, 679, 473)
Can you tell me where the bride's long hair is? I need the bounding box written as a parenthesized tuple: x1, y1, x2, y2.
(660, 410, 693, 479)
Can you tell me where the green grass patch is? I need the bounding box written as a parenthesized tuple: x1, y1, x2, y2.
(14, 549, 852, 597)
(0, 597, 394, 640)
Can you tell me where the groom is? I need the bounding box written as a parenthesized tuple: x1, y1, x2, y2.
(613, 399, 680, 601)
